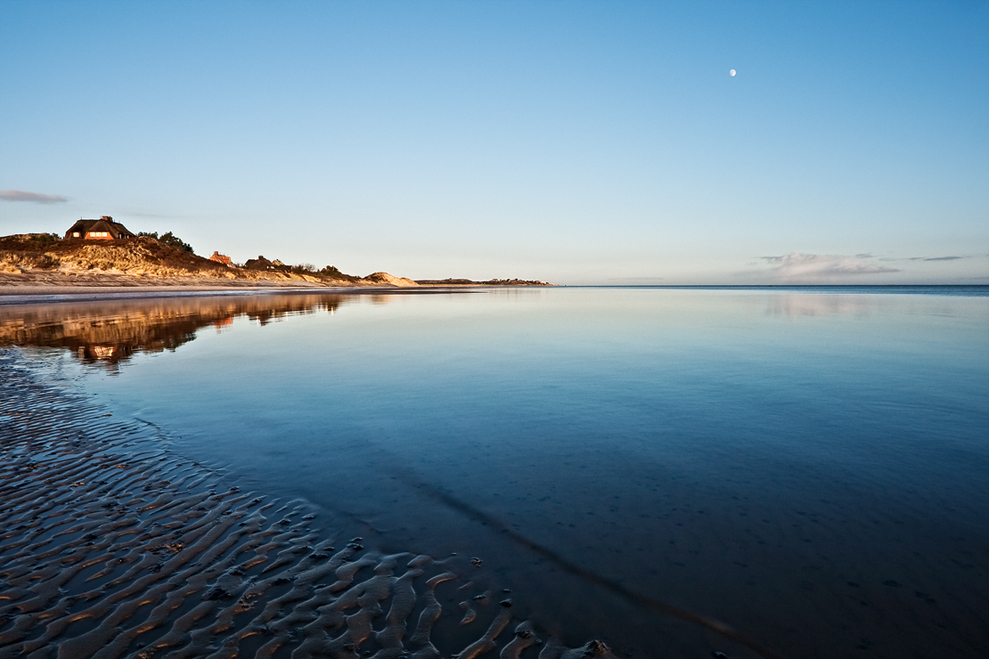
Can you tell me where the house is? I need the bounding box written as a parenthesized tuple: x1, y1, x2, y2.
(209, 251, 232, 266)
(64, 216, 135, 240)
(244, 255, 275, 270)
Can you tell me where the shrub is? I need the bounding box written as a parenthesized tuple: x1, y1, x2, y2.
(29, 233, 61, 244)
(318, 265, 358, 282)
(138, 231, 194, 253)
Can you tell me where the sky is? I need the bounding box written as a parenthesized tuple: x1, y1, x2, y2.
(1, 1, 987, 285)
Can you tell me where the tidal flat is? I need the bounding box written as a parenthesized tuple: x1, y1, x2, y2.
(1, 286, 987, 658)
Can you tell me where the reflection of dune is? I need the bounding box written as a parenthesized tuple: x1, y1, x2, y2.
(0, 294, 348, 367)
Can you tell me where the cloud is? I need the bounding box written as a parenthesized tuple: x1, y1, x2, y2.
(0, 190, 68, 204)
(889, 255, 966, 262)
(760, 253, 899, 282)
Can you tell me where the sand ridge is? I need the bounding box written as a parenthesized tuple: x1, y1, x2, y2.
(0, 349, 616, 659)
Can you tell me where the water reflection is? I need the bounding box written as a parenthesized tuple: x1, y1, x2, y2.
(1, 287, 987, 658)
(0, 293, 349, 368)
(759, 292, 886, 317)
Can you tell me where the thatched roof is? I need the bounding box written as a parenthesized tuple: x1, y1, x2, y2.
(65, 216, 135, 239)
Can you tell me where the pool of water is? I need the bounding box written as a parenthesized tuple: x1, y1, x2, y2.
(5, 286, 988, 658)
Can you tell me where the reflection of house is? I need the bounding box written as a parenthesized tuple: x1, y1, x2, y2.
(0, 293, 347, 371)
(209, 251, 232, 266)
(77, 344, 132, 362)
(65, 216, 135, 240)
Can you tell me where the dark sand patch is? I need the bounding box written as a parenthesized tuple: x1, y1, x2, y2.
(0, 350, 615, 659)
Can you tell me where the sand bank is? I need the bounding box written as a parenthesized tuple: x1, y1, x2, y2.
(0, 271, 380, 307)
(0, 349, 615, 658)
(0, 283, 503, 307)
(0, 285, 359, 307)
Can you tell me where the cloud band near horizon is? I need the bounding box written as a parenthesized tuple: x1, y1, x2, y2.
(0, 190, 68, 204)
(760, 253, 900, 281)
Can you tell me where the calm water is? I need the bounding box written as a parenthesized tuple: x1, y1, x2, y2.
(4, 287, 988, 658)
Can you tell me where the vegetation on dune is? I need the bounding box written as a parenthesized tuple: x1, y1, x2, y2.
(0, 234, 364, 284)
(242, 255, 360, 282)
(0, 234, 63, 271)
(0, 231, 549, 287)
(0, 251, 59, 271)
(0, 234, 230, 277)
(317, 265, 359, 282)
(24, 232, 62, 244)
(137, 231, 195, 253)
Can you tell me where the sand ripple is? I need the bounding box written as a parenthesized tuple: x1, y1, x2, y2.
(0, 350, 616, 659)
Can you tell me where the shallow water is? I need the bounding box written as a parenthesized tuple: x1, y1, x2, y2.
(4, 287, 988, 658)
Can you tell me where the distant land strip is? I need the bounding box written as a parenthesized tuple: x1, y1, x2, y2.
(0, 233, 552, 290)
(415, 278, 551, 287)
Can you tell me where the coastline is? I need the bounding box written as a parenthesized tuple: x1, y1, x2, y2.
(0, 285, 380, 306)
(0, 285, 498, 307)
(0, 274, 552, 306)
(0, 348, 612, 658)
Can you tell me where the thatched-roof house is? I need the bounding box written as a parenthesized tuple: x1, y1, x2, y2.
(244, 255, 277, 271)
(65, 216, 135, 240)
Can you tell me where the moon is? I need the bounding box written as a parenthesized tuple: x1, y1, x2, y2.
(730, 69, 736, 77)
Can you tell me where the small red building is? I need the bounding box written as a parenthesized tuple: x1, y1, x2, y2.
(65, 216, 135, 240)
(209, 251, 232, 266)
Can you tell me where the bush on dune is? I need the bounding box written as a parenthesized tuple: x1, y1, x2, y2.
(137, 231, 195, 254)
(317, 265, 359, 282)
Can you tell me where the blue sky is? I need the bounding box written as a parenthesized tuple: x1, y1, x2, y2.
(1, 1, 986, 284)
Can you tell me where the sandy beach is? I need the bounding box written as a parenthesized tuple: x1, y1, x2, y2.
(0, 349, 615, 659)
(0, 285, 369, 308)
(0, 269, 393, 300)
(0, 281, 540, 307)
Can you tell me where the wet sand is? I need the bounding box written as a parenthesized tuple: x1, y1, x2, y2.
(0, 286, 494, 308)
(0, 350, 615, 659)
(0, 270, 363, 295)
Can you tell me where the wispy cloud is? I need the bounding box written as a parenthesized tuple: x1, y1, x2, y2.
(881, 255, 967, 262)
(0, 189, 68, 204)
(760, 253, 899, 282)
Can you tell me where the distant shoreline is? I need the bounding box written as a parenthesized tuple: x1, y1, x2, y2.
(1, 281, 984, 307)
(0, 282, 541, 306)
(0, 233, 553, 294)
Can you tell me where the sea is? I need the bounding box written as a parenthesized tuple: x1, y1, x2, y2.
(2, 285, 987, 658)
